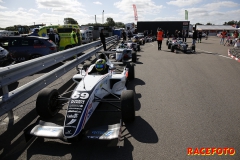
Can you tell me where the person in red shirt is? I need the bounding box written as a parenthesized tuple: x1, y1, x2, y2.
(157, 28, 164, 50)
(220, 30, 227, 45)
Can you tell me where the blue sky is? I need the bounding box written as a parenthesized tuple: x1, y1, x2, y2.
(0, 0, 239, 28)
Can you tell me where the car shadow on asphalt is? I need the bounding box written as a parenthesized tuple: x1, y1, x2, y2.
(127, 78, 145, 111)
(0, 78, 75, 160)
(22, 116, 158, 160)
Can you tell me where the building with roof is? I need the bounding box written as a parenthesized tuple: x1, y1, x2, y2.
(195, 25, 238, 36)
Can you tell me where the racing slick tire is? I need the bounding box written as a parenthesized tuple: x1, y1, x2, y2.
(137, 45, 140, 51)
(121, 90, 135, 123)
(36, 88, 60, 119)
(183, 46, 187, 53)
(168, 44, 171, 49)
(171, 45, 175, 52)
(127, 63, 135, 80)
(166, 40, 169, 46)
(132, 52, 137, 63)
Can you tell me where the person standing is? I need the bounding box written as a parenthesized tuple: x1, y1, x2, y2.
(157, 28, 164, 50)
(166, 30, 170, 40)
(76, 29, 81, 46)
(54, 29, 60, 48)
(47, 28, 56, 44)
(122, 30, 127, 41)
(205, 31, 209, 40)
(220, 29, 227, 45)
(183, 30, 188, 42)
(178, 31, 182, 39)
(71, 28, 78, 47)
(198, 31, 202, 43)
(192, 28, 197, 52)
(100, 29, 107, 51)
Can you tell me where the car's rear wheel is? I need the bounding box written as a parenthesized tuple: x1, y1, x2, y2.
(121, 90, 135, 123)
(137, 45, 140, 51)
(183, 46, 187, 53)
(36, 88, 60, 118)
(171, 45, 175, 52)
(127, 63, 135, 80)
(168, 44, 171, 49)
(132, 52, 137, 63)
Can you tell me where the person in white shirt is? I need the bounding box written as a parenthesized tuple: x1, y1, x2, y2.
(234, 38, 240, 48)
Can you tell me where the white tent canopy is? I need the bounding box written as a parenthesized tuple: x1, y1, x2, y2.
(196, 25, 237, 30)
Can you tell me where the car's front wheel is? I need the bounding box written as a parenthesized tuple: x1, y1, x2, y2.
(127, 63, 135, 80)
(132, 52, 137, 63)
(137, 45, 140, 51)
(36, 88, 60, 119)
(121, 90, 135, 123)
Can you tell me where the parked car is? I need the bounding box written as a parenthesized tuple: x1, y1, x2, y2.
(0, 46, 14, 67)
(0, 35, 57, 63)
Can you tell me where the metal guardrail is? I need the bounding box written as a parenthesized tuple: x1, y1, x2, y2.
(0, 36, 118, 117)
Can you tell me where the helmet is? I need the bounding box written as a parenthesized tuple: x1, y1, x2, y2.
(95, 59, 106, 72)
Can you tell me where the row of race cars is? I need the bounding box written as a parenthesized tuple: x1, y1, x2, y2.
(24, 38, 143, 144)
(25, 34, 196, 146)
(24, 35, 196, 145)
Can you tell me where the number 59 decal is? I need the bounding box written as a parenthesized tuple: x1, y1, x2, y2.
(71, 92, 89, 99)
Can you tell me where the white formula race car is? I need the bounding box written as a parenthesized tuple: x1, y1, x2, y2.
(25, 51, 136, 144)
(110, 42, 137, 62)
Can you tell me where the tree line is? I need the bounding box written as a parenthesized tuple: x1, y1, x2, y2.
(64, 17, 125, 28)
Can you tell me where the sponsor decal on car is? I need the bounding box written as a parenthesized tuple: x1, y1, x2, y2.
(37, 127, 61, 132)
(70, 100, 85, 104)
(67, 113, 79, 118)
(68, 110, 81, 113)
(64, 91, 92, 137)
(104, 130, 114, 136)
(66, 119, 77, 125)
(65, 130, 72, 135)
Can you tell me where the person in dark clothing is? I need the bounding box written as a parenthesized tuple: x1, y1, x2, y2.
(178, 31, 182, 38)
(47, 28, 56, 44)
(198, 31, 202, 43)
(192, 28, 198, 52)
(76, 29, 81, 46)
(166, 30, 170, 40)
(100, 29, 107, 51)
(183, 30, 188, 42)
(127, 29, 133, 40)
(29, 29, 39, 36)
(174, 30, 178, 39)
(122, 30, 127, 41)
(144, 30, 147, 37)
(54, 29, 60, 46)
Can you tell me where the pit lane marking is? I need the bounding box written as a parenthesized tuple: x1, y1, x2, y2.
(197, 49, 232, 60)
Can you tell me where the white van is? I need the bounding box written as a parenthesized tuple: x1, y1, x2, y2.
(0, 30, 19, 36)
(80, 30, 93, 44)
